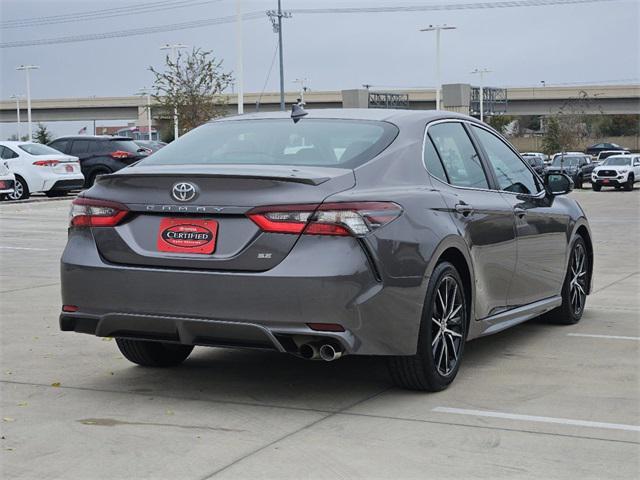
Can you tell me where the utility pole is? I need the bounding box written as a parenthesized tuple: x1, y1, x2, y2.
(136, 88, 153, 141)
(9, 94, 24, 140)
(236, 0, 244, 114)
(267, 2, 291, 111)
(471, 68, 491, 122)
(16, 65, 39, 140)
(160, 43, 188, 139)
(293, 77, 309, 106)
(419, 25, 456, 111)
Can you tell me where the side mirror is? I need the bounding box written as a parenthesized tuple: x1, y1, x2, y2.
(634, 161, 640, 167)
(545, 173, 573, 196)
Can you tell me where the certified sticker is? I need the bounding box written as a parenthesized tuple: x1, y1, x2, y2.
(157, 218, 218, 254)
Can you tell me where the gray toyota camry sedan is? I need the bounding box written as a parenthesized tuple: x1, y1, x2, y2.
(60, 108, 593, 391)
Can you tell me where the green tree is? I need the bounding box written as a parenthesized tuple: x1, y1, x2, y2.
(33, 123, 53, 144)
(149, 48, 233, 135)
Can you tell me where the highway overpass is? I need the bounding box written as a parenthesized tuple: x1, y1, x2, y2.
(1, 84, 638, 125)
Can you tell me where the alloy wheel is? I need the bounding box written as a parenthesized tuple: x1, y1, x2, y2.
(8, 180, 23, 200)
(430, 275, 464, 376)
(569, 243, 587, 315)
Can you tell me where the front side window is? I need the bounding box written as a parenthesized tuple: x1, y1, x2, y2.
(141, 119, 398, 168)
(49, 140, 69, 153)
(70, 140, 89, 155)
(428, 122, 489, 189)
(471, 125, 540, 195)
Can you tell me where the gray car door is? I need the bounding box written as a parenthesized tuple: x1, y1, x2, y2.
(469, 124, 570, 307)
(426, 121, 517, 319)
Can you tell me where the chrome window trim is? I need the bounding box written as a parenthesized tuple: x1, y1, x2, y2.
(421, 118, 545, 198)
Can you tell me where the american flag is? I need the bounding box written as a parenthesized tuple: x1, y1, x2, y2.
(78, 126, 87, 134)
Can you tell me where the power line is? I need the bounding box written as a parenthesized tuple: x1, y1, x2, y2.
(0, 0, 218, 28)
(288, 0, 620, 14)
(0, 0, 622, 49)
(0, 12, 264, 49)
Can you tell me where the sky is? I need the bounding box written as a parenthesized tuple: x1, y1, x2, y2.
(0, 0, 638, 138)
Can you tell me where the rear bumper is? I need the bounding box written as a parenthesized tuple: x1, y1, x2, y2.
(43, 175, 85, 192)
(60, 229, 426, 356)
(0, 178, 14, 194)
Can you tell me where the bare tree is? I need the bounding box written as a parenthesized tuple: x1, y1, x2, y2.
(149, 48, 233, 136)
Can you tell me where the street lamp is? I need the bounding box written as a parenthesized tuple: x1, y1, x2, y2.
(470, 68, 491, 122)
(160, 43, 188, 139)
(136, 88, 153, 141)
(236, 0, 244, 115)
(419, 25, 456, 111)
(16, 65, 39, 140)
(9, 94, 24, 140)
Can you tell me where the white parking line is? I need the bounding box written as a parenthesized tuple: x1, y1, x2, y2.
(567, 333, 640, 341)
(432, 407, 640, 432)
(0, 246, 51, 251)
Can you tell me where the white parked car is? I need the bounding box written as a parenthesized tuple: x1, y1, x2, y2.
(0, 141, 85, 200)
(0, 160, 16, 198)
(591, 154, 640, 191)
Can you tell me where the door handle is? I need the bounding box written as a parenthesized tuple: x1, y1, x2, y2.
(514, 207, 527, 218)
(454, 203, 474, 216)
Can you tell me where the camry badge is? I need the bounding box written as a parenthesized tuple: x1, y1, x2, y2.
(171, 182, 198, 202)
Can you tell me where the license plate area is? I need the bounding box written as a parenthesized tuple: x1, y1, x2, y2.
(157, 218, 218, 254)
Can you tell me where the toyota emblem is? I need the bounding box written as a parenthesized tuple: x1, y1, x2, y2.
(171, 182, 198, 202)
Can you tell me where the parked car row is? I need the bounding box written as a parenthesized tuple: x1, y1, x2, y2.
(0, 135, 168, 201)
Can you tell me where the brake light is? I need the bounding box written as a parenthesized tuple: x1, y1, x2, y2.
(69, 197, 129, 227)
(111, 150, 133, 159)
(247, 202, 402, 237)
(33, 159, 60, 167)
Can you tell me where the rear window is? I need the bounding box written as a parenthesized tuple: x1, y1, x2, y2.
(140, 119, 398, 168)
(18, 143, 63, 156)
(108, 139, 142, 153)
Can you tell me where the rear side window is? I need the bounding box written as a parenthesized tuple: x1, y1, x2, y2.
(141, 119, 398, 169)
(1, 147, 19, 159)
(428, 122, 489, 189)
(108, 140, 141, 153)
(90, 141, 109, 153)
(70, 140, 89, 155)
(471, 126, 540, 195)
(423, 135, 448, 183)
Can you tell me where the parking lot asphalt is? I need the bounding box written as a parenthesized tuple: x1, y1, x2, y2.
(1, 187, 639, 480)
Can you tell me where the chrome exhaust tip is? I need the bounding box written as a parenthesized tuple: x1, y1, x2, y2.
(319, 343, 343, 362)
(299, 343, 320, 360)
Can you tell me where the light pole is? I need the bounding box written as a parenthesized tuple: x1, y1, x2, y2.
(16, 65, 39, 140)
(136, 88, 153, 141)
(236, 0, 244, 114)
(267, 1, 291, 111)
(419, 25, 456, 111)
(9, 94, 24, 140)
(160, 43, 188, 139)
(471, 68, 491, 122)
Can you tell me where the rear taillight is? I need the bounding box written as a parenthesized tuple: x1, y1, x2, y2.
(247, 202, 402, 237)
(33, 159, 60, 167)
(70, 197, 129, 227)
(110, 150, 133, 159)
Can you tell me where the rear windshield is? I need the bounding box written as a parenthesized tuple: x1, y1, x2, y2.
(140, 119, 398, 168)
(603, 157, 631, 166)
(552, 156, 583, 166)
(108, 139, 141, 153)
(19, 143, 64, 156)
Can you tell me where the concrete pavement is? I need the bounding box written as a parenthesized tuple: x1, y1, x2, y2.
(1, 187, 638, 479)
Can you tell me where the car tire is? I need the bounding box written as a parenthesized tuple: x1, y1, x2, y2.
(388, 261, 468, 391)
(544, 236, 589, 325)
(86, 168, 111, 188)
(592, 184, 601, 191)
(624, 174, 634, 191)
(45, 190, 67, 198)
(574, 175, 582, 189)
(7, 176, 30, 201)
(115, 338, 194, 367)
